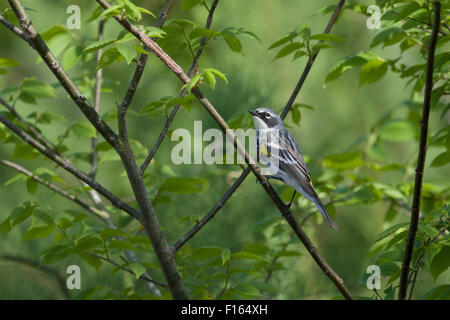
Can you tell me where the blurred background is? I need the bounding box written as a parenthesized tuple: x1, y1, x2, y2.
(0, 0, 448, 299)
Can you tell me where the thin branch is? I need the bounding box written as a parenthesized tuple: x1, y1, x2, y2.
(390, 9, 447, 37)
(139, 0, 220, 175)
(172, 165, 248, 252)
(0, 254, 70, 299)
(407, 227, 447, 299)
(0, 158, 110, 221)
(89, 20, 105, 178)
(6, 0, 120, 150)
(87, 251, 168, 289)
(0, 13, 27, 41)
(281, 0, 345, 119)
(398, 1, 440, 300)
(0, 96, 58, 152)
(0, 113, 141, 220)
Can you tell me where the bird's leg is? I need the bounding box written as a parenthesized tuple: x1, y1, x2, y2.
(286, 191, 296, 210)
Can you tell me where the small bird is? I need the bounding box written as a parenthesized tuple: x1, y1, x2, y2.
(248, 107, 338, 230)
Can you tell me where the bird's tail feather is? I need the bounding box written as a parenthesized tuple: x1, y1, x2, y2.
(312, 197, 338, 230)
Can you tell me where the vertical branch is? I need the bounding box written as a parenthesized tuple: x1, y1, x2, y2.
(281, 0, 345, 119)
(90, 20, 105, 178)
(140, 0, 220, 174)
(398, 1, 440, 300)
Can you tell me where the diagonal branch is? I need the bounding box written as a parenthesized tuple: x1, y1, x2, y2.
(87, 251, 168, 288)
(172, 166, 248, 252)
(140, 0, 220, 174)
(171, 0, 346, 251)
(0, 113, 141, 220)
(281, 0, 345, 119)
(0, 96, 57, 152)
(0, 158, 110, 221)
(7, 0, 120, 150)
(0, 13, 27, 41)
(398, 1, 441, 300)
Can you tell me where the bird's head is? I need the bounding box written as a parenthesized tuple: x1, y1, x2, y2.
(248, 107, 283, 129)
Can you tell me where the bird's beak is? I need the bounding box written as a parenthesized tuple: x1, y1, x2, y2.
(248, 110, 257, 116)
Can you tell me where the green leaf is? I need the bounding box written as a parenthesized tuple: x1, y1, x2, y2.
(203, 69, 216, 89)
(0, 58, 20, 67)
(22, 78, 57, 98)
(221, 249, 231, 265)
(231, 251, 269, 263)
(26, 178, 38, 194)
(393, 1, 421, 21)
(222, 34, 242, 53)
(128, 262, 146, 279)
(430, 247, 450, 280)
(11, 201, 39, 226)
(23, 224, 55, 240)
(359, 58, 388, 85)
(109, 239, 138, 251)
(101, 228, 129, 238)
(117, 43, 137, 64)
(13, 143, 40, 160)
(268, 34, 291, 50)
(181, 0, 202, 11)
(379, 120, 415, 142)
(322, 151, 363, 169)
(75, 236, 103, 252)
(77, 252, 102, 271)
(0, 218, 12, 233)
(374, 223, 409, 242)
(145, 26, 166, 38)
(160, 177, 209, 194)
(71, 121, 97, 139)
(274, 42, 304, 60)
(83, 39, 117, 53)
(122, 0, 142, 21)
(138, 7, 156, 18)
(189, 246, 223, 260)
(244, 243, 270, 255)
(371, 27, 406, 48)
(422, 285, 450, 300)
(98, 5, 123, 20)
(97, 47, 124, 70)
(311, 33, 344, 42)
(186, 73, 202, 93)
(430, 151, 450, 167)
(41, 243, 73, 264)
(325, 52, 374, 84)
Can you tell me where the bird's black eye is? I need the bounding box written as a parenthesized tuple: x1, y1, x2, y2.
(265, 112, 271, 119)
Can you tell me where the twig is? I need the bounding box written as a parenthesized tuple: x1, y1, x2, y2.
(87, 251, 168, 288)
(172, 166, 248, 252)
(0, 13, 27, 41)
(398, 1, 441, 300)
(407, 227, 447, 299)
(0, 158, 109, 221)
(0, 96, 57, 152)
(0, 113, 141, 220)
(390, 9, 447, 37)
(139, 0, 220, 175)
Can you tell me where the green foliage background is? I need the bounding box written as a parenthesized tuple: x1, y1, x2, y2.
(0, 0, 448, 299)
